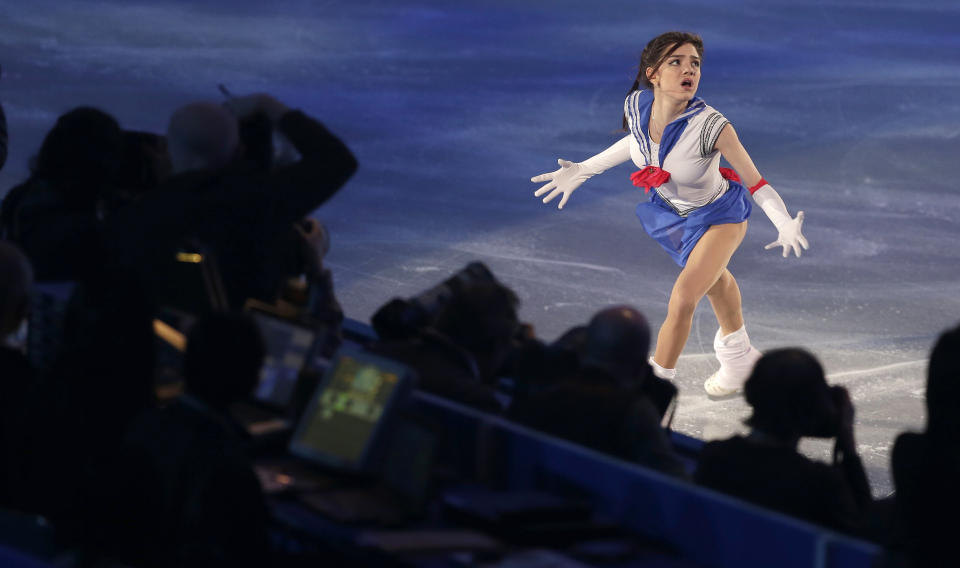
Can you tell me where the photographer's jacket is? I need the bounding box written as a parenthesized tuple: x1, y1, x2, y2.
(102, 110, 357, 308)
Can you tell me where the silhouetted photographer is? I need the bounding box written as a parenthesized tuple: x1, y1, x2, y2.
(101, 92, 357, 310)
(373, 276, 521, 412)
(96, 312, 271, 567)
(888, 325, 960, 567)
(0, 106, 124, 280)
(695, 348, 872, 533)
(509, 306, 687, 477)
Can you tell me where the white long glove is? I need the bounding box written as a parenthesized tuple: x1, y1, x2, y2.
(532, 159, 592, 209)
(532, 135, 631, 210)
(752, 184, 809, 258)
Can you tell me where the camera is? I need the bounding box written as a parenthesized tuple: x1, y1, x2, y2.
(371, 262, 498, 341)
(804, 384, 846, 438)
(642, 373, 679, 428)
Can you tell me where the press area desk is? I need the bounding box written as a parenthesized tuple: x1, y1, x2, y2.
(260, 467, 701, 568)
(256, 388, 880, 568)
(248, 390, 697, 568)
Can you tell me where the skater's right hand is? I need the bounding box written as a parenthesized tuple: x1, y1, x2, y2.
(532, 159, 592, 210)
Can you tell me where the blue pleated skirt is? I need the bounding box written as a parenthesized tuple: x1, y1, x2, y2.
(635, 182, 752, 267)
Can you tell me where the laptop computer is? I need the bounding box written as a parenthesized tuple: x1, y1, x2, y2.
(259, 349, 437, 524)
(288, 348, 415, 472)
(250, 310, 323, 410)
(233, 309, 327, 437)
(295, 414, 436, 525)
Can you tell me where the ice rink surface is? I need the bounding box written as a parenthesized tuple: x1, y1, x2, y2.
(2, 0, 959, 495)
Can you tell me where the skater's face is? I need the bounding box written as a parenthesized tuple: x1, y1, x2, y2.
(646, 43, 700, 101)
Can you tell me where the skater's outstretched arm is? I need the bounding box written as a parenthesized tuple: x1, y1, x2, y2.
(532, 135, 632, 210)
(714, 125, 808, 258)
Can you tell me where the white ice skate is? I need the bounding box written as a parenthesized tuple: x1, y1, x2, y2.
(648, 356, 677, 380)
(704, 326, 762, 399)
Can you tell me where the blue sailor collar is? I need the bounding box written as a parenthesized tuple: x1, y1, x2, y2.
(625, 89, 706, 167)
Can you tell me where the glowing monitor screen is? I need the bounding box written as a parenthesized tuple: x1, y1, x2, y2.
(289, 351, 412, 470)
(251, 312, 317, 409)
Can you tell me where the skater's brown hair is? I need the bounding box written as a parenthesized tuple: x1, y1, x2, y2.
(622, 31, 704, 129)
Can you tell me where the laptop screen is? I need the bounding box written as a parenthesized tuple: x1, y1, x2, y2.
(289, 350, 413, 471)
(250, 311, 318, 409)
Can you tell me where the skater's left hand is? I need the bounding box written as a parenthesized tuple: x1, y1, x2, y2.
(764, 211, 808, 258)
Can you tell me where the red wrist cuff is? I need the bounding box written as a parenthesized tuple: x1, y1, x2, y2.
(748, 178, 769, 195)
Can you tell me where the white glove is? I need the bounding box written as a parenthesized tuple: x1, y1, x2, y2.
(764, 210, 808, 258)
(532, 159, 593, 210)
(531, 135, 631, 210)
(752, 184, 809, 258)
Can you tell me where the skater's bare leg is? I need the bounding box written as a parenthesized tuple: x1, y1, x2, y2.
(652, 221, 747, 370)
(706, 269, 744, 336)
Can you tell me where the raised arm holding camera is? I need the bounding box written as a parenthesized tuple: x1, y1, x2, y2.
(101, 91, 357, 309)
(694, 348, 872, 535)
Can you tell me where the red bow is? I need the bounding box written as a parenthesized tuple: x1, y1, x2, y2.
(630, 166, 742, 194)
(629, 166, 671, 193)
(718, 167, 740, 182)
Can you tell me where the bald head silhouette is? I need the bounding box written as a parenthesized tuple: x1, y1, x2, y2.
(0, 242, 33, 339)
(582, 305, 651, 385)
(166, 102, 239, 174)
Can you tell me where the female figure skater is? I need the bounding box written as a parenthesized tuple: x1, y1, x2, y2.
(531, 31, 808, 396)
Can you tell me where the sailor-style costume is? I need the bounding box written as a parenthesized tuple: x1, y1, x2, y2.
(622, 90, 761, 391)
(623, 90, 752, 266)
(532, 85, 808, 396)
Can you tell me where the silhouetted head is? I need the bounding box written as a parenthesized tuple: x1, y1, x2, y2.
(744, 348, 837, 440)
(117, 130, 172, 195)
(434, 281, 520, 382)
(0, 242, 33, 339)
(166, 102, 239, 174)
(582, 305, 651, 386)
(926, 324, 960, 443)
(183, 312, 265, 408)
(552, 324, 588, 356)
(33, 106, 124, 201)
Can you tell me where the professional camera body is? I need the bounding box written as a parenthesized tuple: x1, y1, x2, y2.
(372, 262, 499, 341)
(803, 384, 846, 438)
